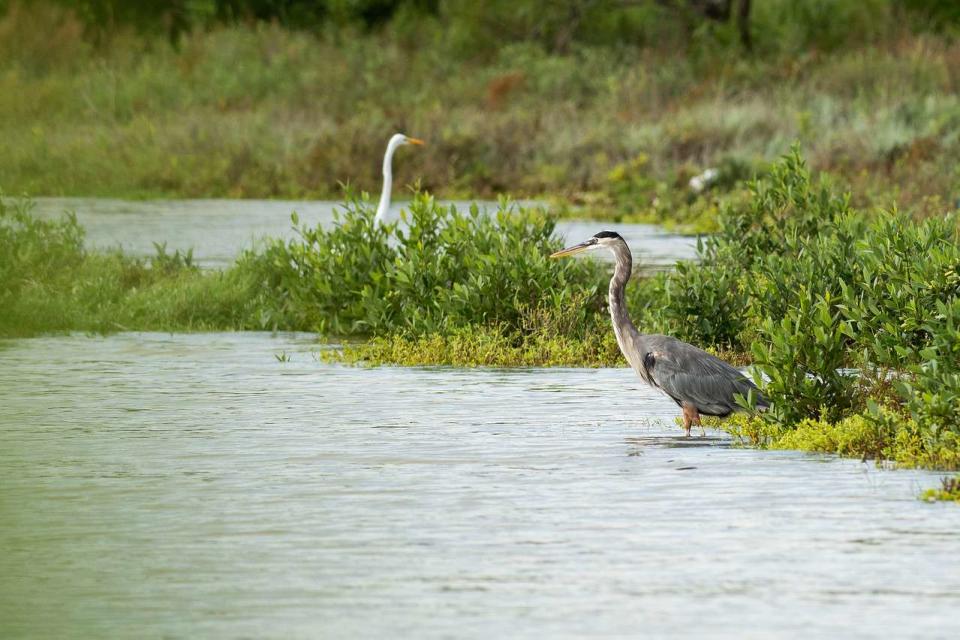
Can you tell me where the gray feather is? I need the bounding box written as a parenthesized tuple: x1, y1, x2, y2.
(641, 336, 766, 416)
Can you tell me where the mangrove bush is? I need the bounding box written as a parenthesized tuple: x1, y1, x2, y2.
(665, 150, 960, 468)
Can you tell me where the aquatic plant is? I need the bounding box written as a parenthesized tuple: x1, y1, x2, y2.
(922, 476, 960, 503)
(328, 325, 622, 368)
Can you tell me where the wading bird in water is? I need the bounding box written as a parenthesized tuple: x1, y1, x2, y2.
(374, 133, 425, 225)
(551, 231, 767, 436)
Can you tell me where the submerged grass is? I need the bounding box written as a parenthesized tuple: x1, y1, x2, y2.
(921, 476, 960, 502)
(328, 326, 622, 368)
(331, 329, 752, 369)
(718, 412, 960, 472)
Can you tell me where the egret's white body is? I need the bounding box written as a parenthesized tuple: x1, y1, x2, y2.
(374, 133, 424, 224)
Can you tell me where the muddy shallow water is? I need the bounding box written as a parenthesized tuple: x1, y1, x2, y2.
(2, 333, 958, 639)
(30, 197, 698, 269)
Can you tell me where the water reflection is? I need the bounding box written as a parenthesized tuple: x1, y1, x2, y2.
(1, 332, 958, 638)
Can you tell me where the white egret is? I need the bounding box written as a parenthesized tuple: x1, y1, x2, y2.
(374, 133, 425, 225)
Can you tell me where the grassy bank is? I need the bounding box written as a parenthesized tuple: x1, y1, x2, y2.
(3, 3, 960, 231)
(0, 197, 259, 335)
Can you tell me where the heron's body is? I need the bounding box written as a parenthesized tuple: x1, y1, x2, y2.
(552, 230, 767, 435)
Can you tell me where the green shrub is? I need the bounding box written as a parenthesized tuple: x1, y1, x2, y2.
(0, 193, 609, 342)
(248, 193, 607, 336)
(752, 291, 859, 424)
(840, 215, 960, 367)
(653, 148, 960, 467)
(0, 194, 258, 334)
(630, 258, 747, 350)
(896, 298, 960, 435)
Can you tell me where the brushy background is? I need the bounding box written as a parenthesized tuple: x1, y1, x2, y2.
(2, 1, 960, 230)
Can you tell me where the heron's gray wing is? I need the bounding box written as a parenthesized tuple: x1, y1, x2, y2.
(642, 339, 764, 415)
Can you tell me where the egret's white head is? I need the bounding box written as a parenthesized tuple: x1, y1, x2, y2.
(550, 231, 624, 258)
(387, 133, 425, 153)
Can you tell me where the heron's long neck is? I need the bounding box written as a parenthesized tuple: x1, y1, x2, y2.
(374, 145, 396, 223)
(608, 241, 649, 378)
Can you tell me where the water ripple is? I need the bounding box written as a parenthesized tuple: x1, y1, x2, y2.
(1, 332, 958, 639)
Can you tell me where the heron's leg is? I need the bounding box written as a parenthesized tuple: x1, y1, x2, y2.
(691, 410, 705, 437)
(681, 403, 698, 438)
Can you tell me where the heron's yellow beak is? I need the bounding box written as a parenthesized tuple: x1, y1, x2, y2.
(550, 239, 596, 259)
(406, 137, 425, 146)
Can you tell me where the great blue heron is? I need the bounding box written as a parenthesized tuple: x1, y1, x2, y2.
(374, 133, 425, 225)
(551, 231, 768, 436)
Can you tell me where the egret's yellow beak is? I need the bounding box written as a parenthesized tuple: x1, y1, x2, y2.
(550, 239, 596, 259)
(406, 137, 425, 146)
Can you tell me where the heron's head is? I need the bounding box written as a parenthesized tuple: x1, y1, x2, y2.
(389, 133, 425, 150)
(550, 231, 624, 259)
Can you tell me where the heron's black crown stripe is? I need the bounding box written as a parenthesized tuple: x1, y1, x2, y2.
(593, 230, 622, 239)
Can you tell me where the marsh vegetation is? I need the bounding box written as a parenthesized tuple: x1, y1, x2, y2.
(3, 2, 960, 231)
(3, 2, 960, 474)
(4, 149, 960, 469)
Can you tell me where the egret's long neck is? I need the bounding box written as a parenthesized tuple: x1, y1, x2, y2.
(374, 143, 398, 224)
(607, 241, 649, 378)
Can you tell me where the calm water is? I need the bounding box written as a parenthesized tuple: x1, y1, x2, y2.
(2, 333, 959, 639)
(30, 197, 698, 269)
